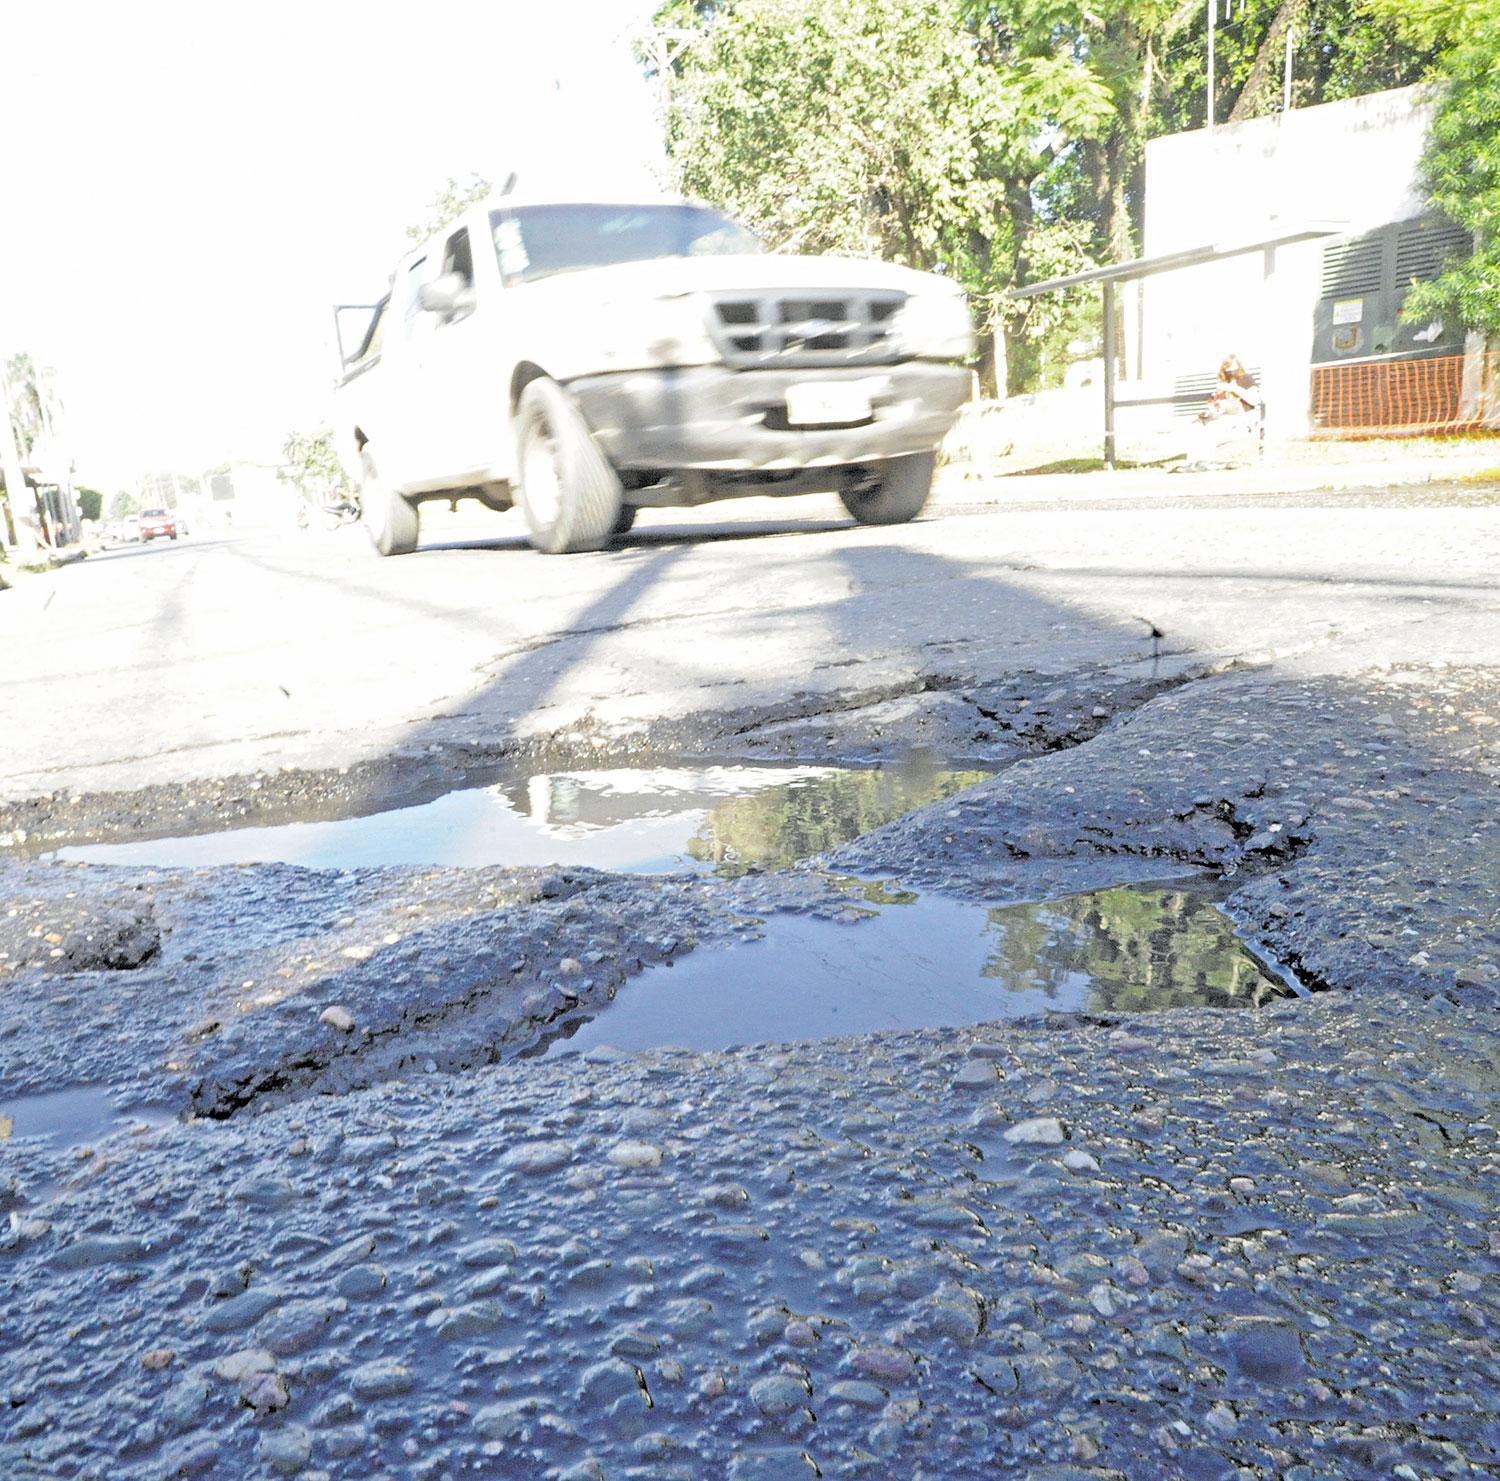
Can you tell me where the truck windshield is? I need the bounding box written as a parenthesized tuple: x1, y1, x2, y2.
(490, 205, 762, 285)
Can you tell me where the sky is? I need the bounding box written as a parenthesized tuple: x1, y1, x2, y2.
(0, 0, 666, 491)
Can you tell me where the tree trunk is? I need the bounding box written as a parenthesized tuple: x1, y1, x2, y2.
(1098, 11, 1142, 264)
(1105, 127, 1135, 262)
(1002, 180, 1038, 396)
(979, 327, 1003, 400)
(1229, 0, 1307, 123)
(1080, 138, 1108, 252)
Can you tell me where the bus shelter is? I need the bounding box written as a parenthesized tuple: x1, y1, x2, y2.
(1007, 224, 1345, 468)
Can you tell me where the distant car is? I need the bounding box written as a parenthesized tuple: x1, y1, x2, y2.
(139, 508, 178, 542)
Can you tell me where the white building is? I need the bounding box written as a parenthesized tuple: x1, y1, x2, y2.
(186, 462, 289, 534)
(1138, 84, 1484, 440)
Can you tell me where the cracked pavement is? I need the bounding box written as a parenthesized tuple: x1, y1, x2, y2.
(1, 478, 1498, 1479)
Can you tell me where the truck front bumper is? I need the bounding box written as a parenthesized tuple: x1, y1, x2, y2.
(568, 362, 970, 474)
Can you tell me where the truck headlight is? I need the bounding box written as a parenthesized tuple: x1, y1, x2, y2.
(895, 290, 974, 361)
(597, 294, 719, 371)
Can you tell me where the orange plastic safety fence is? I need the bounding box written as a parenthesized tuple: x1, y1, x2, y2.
(1308, 351, 1500, 439)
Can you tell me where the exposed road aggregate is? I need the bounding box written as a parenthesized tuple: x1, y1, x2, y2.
(2, 490, 1498, 1476)
(2, 980, 1495, 1478)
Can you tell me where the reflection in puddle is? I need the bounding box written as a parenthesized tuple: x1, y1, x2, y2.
(49, 763, 988, 875)
(541, 883, 1300, 1058)
(0, 1085, 171, 1147)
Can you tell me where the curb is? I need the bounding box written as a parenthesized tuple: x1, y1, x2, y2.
(932, 455, 1500, 509)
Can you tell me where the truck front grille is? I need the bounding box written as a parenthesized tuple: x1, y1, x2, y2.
(708, 291, 907, 368)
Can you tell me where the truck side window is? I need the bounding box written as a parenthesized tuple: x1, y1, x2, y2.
(443, 228, 473, 288)
(439, 228, 476, 323)
(348, 298, 387, 366)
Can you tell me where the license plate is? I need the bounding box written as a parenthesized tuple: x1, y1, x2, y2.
(785, 381, 873, 427)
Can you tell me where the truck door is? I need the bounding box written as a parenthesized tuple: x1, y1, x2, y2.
(379, 251, 443, 488)
(417, 224, 506, 483)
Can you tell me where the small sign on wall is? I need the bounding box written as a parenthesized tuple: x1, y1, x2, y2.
(1332, 297, 1365, 326)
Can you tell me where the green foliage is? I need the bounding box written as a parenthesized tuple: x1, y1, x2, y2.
(109, 491, 139, 519)
(1363, 0, 1484, 53)
(279, 427, 348, 506)
(1011, 218, 1100, 389)
(658, 0, 1121, 389)
(405, 173, 492, 245)
(1392, 4, 1500, 335)
(967, 0, 1175, 257)
(664, 0, 1020, 273)
(654, 0, 1437, 391)
(76, 487, 103, 522)
(1152, 0, 1435, 134)
(4, 353, 44, 460)
(981, 885, 1290, 1012)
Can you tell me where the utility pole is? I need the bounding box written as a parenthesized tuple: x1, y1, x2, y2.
(1102, 282, 1118, 471)
(0, 358, 39, 557)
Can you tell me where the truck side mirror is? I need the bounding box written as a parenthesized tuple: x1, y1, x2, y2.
(418, 273, 473, 317)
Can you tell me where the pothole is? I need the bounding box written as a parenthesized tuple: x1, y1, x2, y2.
(46, 762, 989, 874)
(532, 879, 1302, 1059)
(0, 1085, 175, 1149)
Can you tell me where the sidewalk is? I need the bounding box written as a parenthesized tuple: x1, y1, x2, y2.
(934, 438, 1500, 508)
(0, 546, 88, 595)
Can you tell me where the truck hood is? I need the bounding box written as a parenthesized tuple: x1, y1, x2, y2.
(513, 252, 956, 304)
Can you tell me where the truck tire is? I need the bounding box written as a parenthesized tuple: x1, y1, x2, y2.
(837, 453, 936, 526)
(359, 451, 419, 557)
(514, 379, 623, 554)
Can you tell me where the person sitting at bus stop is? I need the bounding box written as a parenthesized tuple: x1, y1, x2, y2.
(1201, 354, 1260, 422)
(1180, 354, 1261, 470)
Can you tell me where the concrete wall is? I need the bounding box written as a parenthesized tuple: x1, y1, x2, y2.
(1142, 86, 1437, 439)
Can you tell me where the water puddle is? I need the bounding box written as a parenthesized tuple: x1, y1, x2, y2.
(538, 881, 1300, 1058)
(48, 763, 987, 875)
(0, 1085, 173, 1148)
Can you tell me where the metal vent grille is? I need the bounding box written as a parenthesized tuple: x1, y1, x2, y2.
(707, 291, 907, 368)
(1395, 217, 1470, 289)
(1170, 367, 1262, 419)
(1320, 236, 1383, 297)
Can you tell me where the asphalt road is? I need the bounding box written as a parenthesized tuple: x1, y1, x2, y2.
(3, 472, 1499, 1479)
(3, 477, 1497, 801)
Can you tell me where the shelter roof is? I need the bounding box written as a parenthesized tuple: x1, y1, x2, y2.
(1007, 221, 1348, 299)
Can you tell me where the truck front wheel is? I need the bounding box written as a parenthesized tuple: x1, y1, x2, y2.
(359, 451, 419, 557)
(837, 453, 936, 526)
(514, 379, 623, 554)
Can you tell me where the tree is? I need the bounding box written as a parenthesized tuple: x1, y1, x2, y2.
(1365, 0, 1498, 336)
(981, 885, 1289, 1011)
(76, 487, 103, 522)
(1151, 0, 1435, 136)
(109, 491, 139, 519)
(279, 426, 347, 507)
(405, 173, 492, 245)
(656, 0, 1115, 390)
(965, 1, 1186, 264)
(653, 0, 1436, 392)
(972, 0, 1431, 265)
(4, 353, 44, 460)
(662, 0, 1013, 263)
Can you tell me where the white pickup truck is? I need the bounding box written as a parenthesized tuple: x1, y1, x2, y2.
(332, 194, 973, 555)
